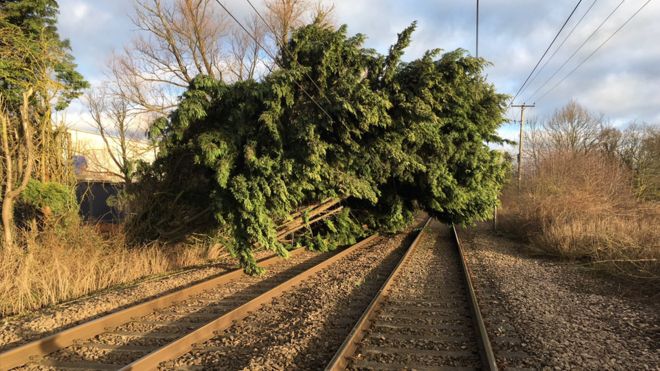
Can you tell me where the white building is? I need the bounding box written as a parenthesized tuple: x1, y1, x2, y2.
(68, 128, 156, 182)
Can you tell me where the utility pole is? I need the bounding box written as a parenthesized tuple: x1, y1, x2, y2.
(511, 103, 535, 191)
(476, 0, 479, 58)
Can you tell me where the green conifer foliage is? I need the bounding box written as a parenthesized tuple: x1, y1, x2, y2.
(129, 22, 510, 273)
(0, 0, 88, 110)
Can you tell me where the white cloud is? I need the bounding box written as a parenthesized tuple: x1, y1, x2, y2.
(59, 1, 92, 25)
(55, 0, 660, 132)
(72, 2, 89, 21)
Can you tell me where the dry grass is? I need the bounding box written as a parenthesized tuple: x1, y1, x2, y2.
(499, 151, 660, 278)
(0, 224, 227, 317)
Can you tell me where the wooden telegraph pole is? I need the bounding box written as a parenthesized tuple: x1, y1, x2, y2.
(476, 0, 479, 58)
(511, 103, 535, 191)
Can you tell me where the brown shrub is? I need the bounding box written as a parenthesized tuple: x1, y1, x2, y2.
(500, 151, 660, 278)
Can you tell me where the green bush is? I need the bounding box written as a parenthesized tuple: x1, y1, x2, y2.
(18, 179, 79, 228)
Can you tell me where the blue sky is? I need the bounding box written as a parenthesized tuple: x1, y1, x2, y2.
(56, 0, 660, 146)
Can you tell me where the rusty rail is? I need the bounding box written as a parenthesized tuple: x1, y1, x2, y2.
(452, 223, 498, 370)
(325, 217, 432, 370)
(120, 234, 379, 370)
(0, 249, 308, 371)
(325, 220, 498, 371)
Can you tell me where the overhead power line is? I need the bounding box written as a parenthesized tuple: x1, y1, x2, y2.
(522, 0, 598, 97)
(212, 0, 336, 125)
(535, 0, 653, 101)
(213, 1, 276, 73)
(244, 0, 328, 102)
(527, 0, 626, 102)
(510, 0, 583, 105)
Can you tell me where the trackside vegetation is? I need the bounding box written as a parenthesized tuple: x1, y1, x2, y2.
(127, 21, 510, 273)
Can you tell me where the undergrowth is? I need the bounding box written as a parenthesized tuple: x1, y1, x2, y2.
(499, 151, 660, 279)
(0, 224, 226, 317)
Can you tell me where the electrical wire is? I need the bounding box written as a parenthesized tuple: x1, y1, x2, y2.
(521, 0, 598, 97)
(510, 0, 583, 105)
(527, 0, 626, 101)
(535, 0, 652, 101)
(213, 0, 336, 124)
(244, 0, 329, 105)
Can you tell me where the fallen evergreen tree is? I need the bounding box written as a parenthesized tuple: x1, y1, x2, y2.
(126, 21, 510, 273)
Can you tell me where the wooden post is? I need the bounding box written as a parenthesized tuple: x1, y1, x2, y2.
(492, 206, 497, 231)
(476, 0, 479, 58)
(512, 103, 534, 191)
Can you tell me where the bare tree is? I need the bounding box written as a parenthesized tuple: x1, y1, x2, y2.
(1, 90, 34, 248)
(227, 14, 267, 81)
(310, 1, 336, 28)
(264, 0, 310, 49)
(112, 0, 230, 116)
(106, 0, 336, 116)
(543, 100, 603, 154)
(618, 124, 660, 200)
(84, 86, 153, 184)
(617, 123, 647, 169)
(597, 126, 622, 158)
(523, 118, 545, 171)
(226, 0, 334, 81)
(525, 101, 604, 171)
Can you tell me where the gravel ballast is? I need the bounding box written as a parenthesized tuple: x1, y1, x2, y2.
(164, 226, 421, 370)
(459, 223, 659, 370)
(27, 249, 328, 369)
(349, 220, 482, 369)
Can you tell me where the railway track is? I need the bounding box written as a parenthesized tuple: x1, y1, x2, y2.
(1, 217, 506, 370)
(455, 228, 532, 369)
(326, 219, 498, 370)
(162, 224, 420, 370)
(0, 234, 380, 371)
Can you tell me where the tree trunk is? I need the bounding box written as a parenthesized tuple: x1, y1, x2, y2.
(1, 95, 13, 247)
(40, 108, 50, 181)
(1, 89, 34, 248)
(2, 194, 14, 248)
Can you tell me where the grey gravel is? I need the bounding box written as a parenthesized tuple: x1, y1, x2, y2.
(164, 224, 422, 370)
(459, 223, 660, 370)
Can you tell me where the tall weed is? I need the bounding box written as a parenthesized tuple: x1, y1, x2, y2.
(500, 152, 659, 278)
(0, 224, 226, 317)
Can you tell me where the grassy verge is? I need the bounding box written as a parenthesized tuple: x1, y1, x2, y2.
(0, 224, 226, 317)
(498, 152, 660, 279)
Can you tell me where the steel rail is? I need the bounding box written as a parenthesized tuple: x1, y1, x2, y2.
(120, 234, 380, 370)
(0, 249, 307, 370)
(452, 223, 498, 370)
(325, 220, 498, 371)
(324, 217, 432, 370)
